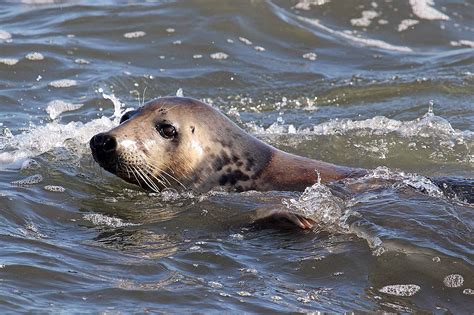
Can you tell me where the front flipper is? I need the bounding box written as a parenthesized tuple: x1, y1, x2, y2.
(253, 207, 316, 230)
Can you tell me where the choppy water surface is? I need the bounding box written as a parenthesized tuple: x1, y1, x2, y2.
(0, 0, 473, 312)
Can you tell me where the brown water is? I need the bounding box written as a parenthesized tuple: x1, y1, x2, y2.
(0, 0, 473, 312)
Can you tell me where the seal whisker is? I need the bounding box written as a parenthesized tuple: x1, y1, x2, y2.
(146, 170, 169, 190)
(129, 165, 145, 190)
(125, 164, 131, 178)
(124, 164, 135, 182)
(133, 165, 159, 192)
(139, 167, 162, 193)
(135, 166, 159, 192)
(143, 165, 168, 188)
(130, 166, 148, 188)
(143, 162, 171, 186)
(147, 162, 186, 189)
(160, 170, 186, 189)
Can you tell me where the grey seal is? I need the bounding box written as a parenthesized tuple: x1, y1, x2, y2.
(90, 97, 472, 228)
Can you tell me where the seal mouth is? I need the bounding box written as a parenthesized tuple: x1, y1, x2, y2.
(90, 150, 118, 174)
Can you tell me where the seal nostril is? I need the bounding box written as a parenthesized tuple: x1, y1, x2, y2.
(90, 133, 117, 153)
(102, 135, 117, 152)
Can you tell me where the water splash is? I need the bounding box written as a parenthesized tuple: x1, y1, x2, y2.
(83, 213, 139, 228)
(281, 165, 449, 251)
(346, 166, 444, 199)
(99, 88, 127, 123)
(250, 105, 469, 140)
(296, 16, 412, 52)
(46, 100, 83, 120)
(409, 0, 449, 21)
(282, 174, 346, 232)
(11, 174, 43, 186)
(379, 284, 421, 297)
(0, 91, 128, 169)
(443, 274, 464, 288)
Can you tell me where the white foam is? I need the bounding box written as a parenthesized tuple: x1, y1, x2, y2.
(208, 281, 223, 288)
(11, 174, 43, 186)
(237, 291, 252, 297)
(0, 92, 126, 169)
(443, 274, 464, 288)
(0, 118, 115, 169)
(210, 52, 229, 60)
(46, 100, 83, 120)
(25, 52, 44, 61)
(350, 10, 379, 27)
(239, 37, 252, 45)
(49, 79, 77, 88)
(450, 40, 474, 48)
(249, 107, 470, 142)
(409, 0, 449, 21)
(83, 213, 139, 228)
(74, 58, 90, 64)
(230, 233, 244, 240)
(149, 189, 195, 202)
(100, 90, 127, 121)
(347, 166, 444, 199)
(293, 0, 331, 10)
(297, 16, 412, 52)
(0, 58, 18, 66)
(176, 88, 184, 97)
(379, 284, 421, 296)
(302, 52, 317, 60)
(44, 185, 66, 192)
(282, 177, 345, 231)
(398, 19, 419, 32)
(0, 30, 11, 41)
(123, 31, 146, 38)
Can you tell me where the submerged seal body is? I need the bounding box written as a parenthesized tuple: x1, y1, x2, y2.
(90, 97, 366, 194)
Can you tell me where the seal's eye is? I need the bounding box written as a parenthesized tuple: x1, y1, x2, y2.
(157, 124, 177, 139)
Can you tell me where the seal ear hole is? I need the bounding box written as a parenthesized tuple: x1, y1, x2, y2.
(157, 124, 177, 139)
(120, 111, 134, 124)
(119, 113, 129, 124)
(190, 126, 195, 134)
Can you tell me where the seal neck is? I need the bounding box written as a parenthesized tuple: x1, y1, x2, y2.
(258, 149, 362, 191)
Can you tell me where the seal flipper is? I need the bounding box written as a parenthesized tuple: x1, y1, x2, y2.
(430, 176, 474, 204)
(253, 207, 316, 230)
